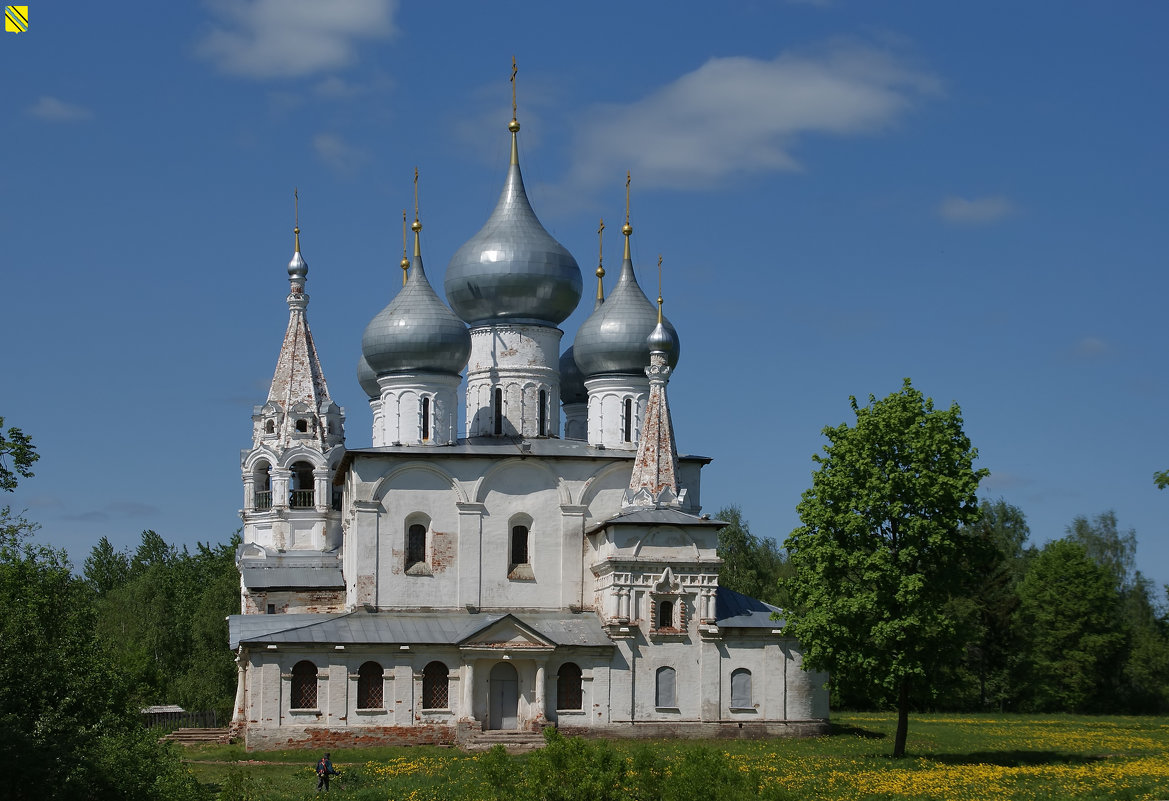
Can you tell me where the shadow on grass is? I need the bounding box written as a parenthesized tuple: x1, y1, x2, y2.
(928, 750, 1108, 767)
(830, 723, 887, 740)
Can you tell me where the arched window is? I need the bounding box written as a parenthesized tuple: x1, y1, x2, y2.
(655, 666, 676, 708)
(421, 397, 431, 441)
(406, 523, 427, 569)
(295, 419, 308, 433)
(290, 461, 314, 508)
(422, 661, 448, 709)
(291, 660, 318, 709)
(253, 460, 272, 510)
(511, 525, 529, 567)
(731, 668, 752, 709)
(657, 600, 675, 630)
(358, 661, 384, 709)
(264, 420, 275, 434)
(494, 388, 503, 436)
(538, 389, 547, 436)
(556, 662, 583, 711)
(623, 398, 633, 443)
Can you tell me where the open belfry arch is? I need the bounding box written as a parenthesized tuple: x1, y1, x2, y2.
(229, 63, 828, 749)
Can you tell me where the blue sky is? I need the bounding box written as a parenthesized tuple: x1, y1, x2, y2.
(3, 1, 1167, 591)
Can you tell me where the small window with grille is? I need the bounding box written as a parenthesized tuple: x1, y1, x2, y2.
(422, 661, 448, 710)
(291, 660, 318, 709)
(557, 663, 583, 711)
(358, 661, 384, 709)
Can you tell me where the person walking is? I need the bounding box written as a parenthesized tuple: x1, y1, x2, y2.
(315, 752, 339, 792)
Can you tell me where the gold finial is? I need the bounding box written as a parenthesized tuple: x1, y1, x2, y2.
(656, 254, 664, 324)
(622, 171, 633, 260)
(400, 209, 409, 286)
(509, 56, 520, 133)
(595, 218, 606, 301)
(293, 187, 301, 252)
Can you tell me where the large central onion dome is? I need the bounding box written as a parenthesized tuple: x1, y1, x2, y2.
(445, 123, 582, 327)
(573, 227, 680, 377)
(362, 223, 471, 379)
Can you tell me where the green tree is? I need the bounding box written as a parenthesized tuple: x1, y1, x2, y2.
(0, 417, 39, 491)
(961, 498, 1032, 710)
(83, 535, 131, 597)
(1065, 510, 1136, 593)
(0, 508, 203, 800)
(782, 379, 988, 757)
(1013, 539, 1124, 711)
(715, 505, 789, 607)
(1154, 469, 1168, 490)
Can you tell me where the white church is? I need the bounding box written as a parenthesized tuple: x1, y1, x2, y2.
(228, 104, 829, 750)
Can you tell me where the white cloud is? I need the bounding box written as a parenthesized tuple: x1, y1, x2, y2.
(313, 133, 367, 174)
(562, 41, 940, 192)
(197, 0, 396, 80)
(26, 96, 93, 122)
(1075, 336, 1111, 358)
(938, 195, 1014, 224)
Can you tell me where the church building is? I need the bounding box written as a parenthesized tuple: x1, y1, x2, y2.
(227, 99, 829, 751)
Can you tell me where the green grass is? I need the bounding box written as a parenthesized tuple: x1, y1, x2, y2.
(183, 713, 1169, 800)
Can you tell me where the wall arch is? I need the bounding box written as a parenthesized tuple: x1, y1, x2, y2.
(371, 461, 467, 505)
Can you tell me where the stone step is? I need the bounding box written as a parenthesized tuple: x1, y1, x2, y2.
(161, 727, 232, 744)
(463, 730, 547, 752)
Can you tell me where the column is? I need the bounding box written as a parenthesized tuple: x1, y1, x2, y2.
(533, 661, 547, 722)
(462, 660, 476, 721)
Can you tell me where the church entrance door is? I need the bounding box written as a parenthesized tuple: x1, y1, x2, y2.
(488, 662, 519, 730)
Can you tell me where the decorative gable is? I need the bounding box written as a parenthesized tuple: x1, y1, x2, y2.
(459, 615, 554, 650)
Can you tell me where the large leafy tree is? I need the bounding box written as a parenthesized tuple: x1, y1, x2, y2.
(783, 379, 988, 757)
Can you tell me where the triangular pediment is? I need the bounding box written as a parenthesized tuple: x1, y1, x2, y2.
(459, 614, 554, 649)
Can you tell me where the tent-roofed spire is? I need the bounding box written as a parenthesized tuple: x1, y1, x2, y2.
(266, 192, 336, 448)
(624, 257, 683, 509)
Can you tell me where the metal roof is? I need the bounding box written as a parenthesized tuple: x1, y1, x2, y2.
(584, 507, 726, 535)
(230, 609, 613, 650)
(240, 565, 344, 590)
(715, 587, 786, 629)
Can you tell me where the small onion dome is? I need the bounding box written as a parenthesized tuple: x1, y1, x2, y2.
(444, 132, 582, 326)
(289, 227, 307, 279)
(357, 355, 380, 400)
(647, 320, 674, 355)
(573, 256, 680, 377)
(361, 248, 471, 377)
(559, 346, 587, 405)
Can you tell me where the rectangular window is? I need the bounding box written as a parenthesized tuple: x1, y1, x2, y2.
(511, 525, 529, 566)
(656, 667, 676, 708)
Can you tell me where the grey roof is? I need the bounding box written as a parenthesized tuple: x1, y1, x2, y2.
(240, 564, 345, 590)
(361, 247, 471, 378)
(230, 609, 614, 650)
(444, 130, 582, 327)
(584, 507, 726, 535)
(715, 587, 786, 629)
(345, 437, 710, 461)
(572, 254, 679, 377)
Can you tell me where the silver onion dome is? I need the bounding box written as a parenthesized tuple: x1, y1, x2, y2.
(573, 254, 680, 377)
(444, 129, 582, 326)
(362, 241, 471, 377)
(357, 354, 380, 400)
(559, 346, 588, 405)
(647, 319, 674, 355)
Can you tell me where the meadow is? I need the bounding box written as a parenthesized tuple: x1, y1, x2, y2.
(185, 713, 1169, 801)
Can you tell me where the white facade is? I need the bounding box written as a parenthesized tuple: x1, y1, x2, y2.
(228, 118, 828, 751)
